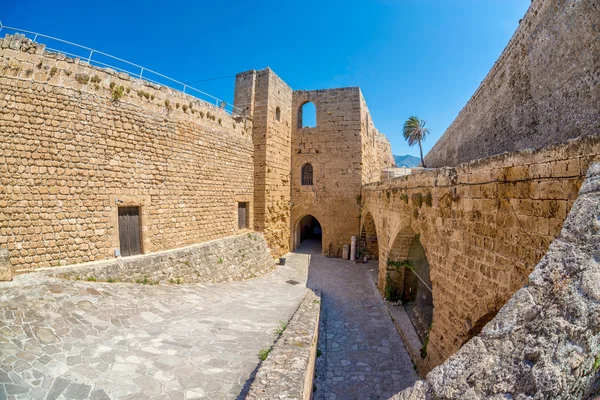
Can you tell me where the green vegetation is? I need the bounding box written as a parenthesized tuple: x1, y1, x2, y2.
(49, 67, 58, 77)
(402, 116, 430, 168)
(274, 321, 287, 335)
(111, 85, 125, 102)
(86, 276, 97, 282)
(388, 259, 414, 273)
(258, 349, 270, 361)
(75, 73, 90, 85)
(90, 75, 101, 84)
(384, 272, 401, 302)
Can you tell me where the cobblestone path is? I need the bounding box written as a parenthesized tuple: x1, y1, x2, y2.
(304, 241, 419, 400)
(0, 253, 309, 400)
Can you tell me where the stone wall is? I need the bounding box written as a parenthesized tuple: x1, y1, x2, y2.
(234, 69, 293, 257)
(291, 88, 364, 256)
(424, 0, 600, 168)
(360, 91, 395, 184)
(0, 34, 255, 271)
(391, 162, 600, 400)
(42, 232, 275, 284)
(246, 289, 321, 400)
(290, 88, 392, 256)
(362, 135, 600, 373)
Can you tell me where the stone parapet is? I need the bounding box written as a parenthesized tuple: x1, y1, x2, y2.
(40, 233, 275, 284)
(246, 289, 321, 400)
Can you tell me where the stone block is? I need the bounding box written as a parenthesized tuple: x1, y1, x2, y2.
(0, 248, 12, 281)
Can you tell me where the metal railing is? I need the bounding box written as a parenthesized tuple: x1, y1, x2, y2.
(0, 22, 243, 115)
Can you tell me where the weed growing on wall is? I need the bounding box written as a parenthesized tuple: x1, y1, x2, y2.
(111, 85, 125, 102)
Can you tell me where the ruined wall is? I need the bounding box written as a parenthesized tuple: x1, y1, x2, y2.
(234, 68, 293, 257)
(0, 35, 255, 271)
(392, 162, 600, 400)
(424, 0, 600, 168)
(291, 88, 364, 256)
(362, 136, 600, 373)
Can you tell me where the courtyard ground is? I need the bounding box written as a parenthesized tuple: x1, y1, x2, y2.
(302, 240, 419, 400)
(0, 253, 310, 400)
(1, 242, 418, 400)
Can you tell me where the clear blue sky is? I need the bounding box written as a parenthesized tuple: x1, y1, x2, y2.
(2, 0, 529, 157)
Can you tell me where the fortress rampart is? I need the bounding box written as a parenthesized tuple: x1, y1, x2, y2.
(0, 35, 254, 272)
(424, 0, 599, 168)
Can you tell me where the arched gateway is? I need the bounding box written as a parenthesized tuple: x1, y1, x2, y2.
(293, 214, 323, 252)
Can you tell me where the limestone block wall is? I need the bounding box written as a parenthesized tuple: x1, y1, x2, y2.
(424, 0, 600, 168)
(234, 68, 293, 257)
(291, 88, 364, 256)
(360, 91, 395, 184)
(392, 162, 600, 400)
(362, 136, 600, 373)
(0, 34, 255, 271)
(43, 232, 275, 284)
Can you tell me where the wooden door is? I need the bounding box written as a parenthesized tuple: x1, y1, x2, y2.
(238, 202, 247, 229)
(118, 207, 141, 257)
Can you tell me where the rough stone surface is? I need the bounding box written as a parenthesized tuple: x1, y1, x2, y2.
(41, 232, 275, 284)
(246, 289, 321, 400)
(0, 251, 310, 399)
(0, 247, 12, 281)
(234, 69, 294, 257)
(0, 34, 254, 272)
(390, 163, 600, 399)
(424, 0, 600, 168)
(363, 136, 600, 373)
(289, 88, 394, 257)
(304, 241, 419, 399)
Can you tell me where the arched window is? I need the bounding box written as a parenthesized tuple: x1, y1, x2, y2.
(301, 163, 313, 186)
(298, 102, 316, 128)
(275, 106, 281, 121)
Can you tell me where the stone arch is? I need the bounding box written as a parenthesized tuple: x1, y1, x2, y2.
(359, 212, 379, 261)
(298, 101, 316, 128)
(387, 226, 434, 344)
(292, 213, 323, 252)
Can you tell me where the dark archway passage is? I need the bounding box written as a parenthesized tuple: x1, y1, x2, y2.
(403, 235, 433, 344)
(298, 215, 322, 243)
(360, 212, 379, 260)
(387, 228, 434, 346)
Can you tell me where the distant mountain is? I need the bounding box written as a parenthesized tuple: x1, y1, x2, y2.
(393, 155, 421, 168)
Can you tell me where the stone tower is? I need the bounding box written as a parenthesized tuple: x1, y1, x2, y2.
(234, 68, 293, 257)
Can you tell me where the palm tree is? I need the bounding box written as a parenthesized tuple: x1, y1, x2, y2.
(402, 116, 430, 168)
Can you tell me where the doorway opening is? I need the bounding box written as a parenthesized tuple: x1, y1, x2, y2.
(118, 206, 142, 257)
(299, 215, 322, 243)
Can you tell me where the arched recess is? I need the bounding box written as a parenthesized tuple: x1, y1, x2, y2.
(292, 214, 323, 253)
(359, 212, 379, 260)
(298, 101, 316, 128)
(387, 226, 434, 345)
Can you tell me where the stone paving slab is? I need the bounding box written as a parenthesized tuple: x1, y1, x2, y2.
(304, 241, 419, 400)
(0, 252, 310, 400)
